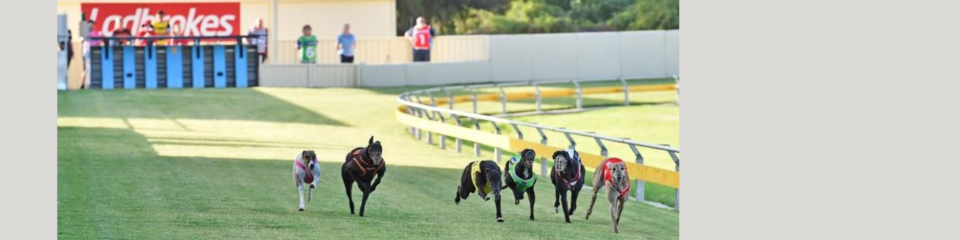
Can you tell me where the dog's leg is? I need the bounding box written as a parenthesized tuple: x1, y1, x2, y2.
(455, 185, 462, 205)
(560, 190, 571, 223)
(608, 188, 620, 233)
(343, 175, 356, 214)
(356, 180, 373, 217)
(359, 188, 371, 217)
(513, 188, 522, 205)
(586, 163, 605, 220)
(585, 181, 602, 220)
(526, 187, 536, 221)
(568, 188, 580, 215)
(298, 184, 306, 211)
(495, 193, 504, 223)
(554, 187, 561, 213)
(616, 198, 626, 226)
(370, 169, 385, 193)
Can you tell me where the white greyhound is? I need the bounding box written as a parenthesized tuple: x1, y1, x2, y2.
(292, 150, 321, 211)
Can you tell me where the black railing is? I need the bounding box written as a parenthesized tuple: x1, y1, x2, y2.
(90, 35, 263, 58)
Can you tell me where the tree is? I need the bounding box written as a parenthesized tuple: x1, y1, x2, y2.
(608, 0, 680, 31)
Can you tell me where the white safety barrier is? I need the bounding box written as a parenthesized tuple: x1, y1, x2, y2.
(260, 30, 679, 88)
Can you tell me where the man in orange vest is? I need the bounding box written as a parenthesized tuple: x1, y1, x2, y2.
(404, 16, 435, 62)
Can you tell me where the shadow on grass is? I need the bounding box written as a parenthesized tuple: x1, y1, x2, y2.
(57, 88, 346, 126)
(58, 126, 679, 239)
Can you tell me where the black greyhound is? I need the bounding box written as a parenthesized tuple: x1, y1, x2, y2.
(550, 149, 586, 223)
(341, 136, 386, 217)
(503, 149, 538, 221)
(455, 160, 505, 222)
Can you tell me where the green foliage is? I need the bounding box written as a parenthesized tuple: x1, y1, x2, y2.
(608, 0, 680, 31)
(399, 0, 679, 35)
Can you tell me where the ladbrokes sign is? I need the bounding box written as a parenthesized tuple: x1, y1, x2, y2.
(81, 2, 240, 38)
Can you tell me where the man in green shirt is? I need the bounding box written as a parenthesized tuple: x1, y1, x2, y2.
(296, 25, 318, 64)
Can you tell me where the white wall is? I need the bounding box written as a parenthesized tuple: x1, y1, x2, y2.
(576, 32, 623, 80)
(360, 63, 407, 87)
(621, 31, 667, 79)
(489, 35, 534, 82)
(665, 30, 680, 76)
(262, 30, 679, 88)
(487, 30, 679, 84)
(263, 61, 492, 87)
(531, 34, 578, 81)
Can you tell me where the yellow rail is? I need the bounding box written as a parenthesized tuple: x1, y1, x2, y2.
(421, 84, 678, 106)
(395, 83, 680, 189)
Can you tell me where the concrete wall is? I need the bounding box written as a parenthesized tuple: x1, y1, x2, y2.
(260, 64, 309, 87)
(261, 30, 679, 88)
(489, 30, 678, 83)
(261, 64, 358, 87)
(307, 64, 357, 87)
(621, 31, 667, 79)
(263, 61, 490, 87)
(665, 30, 680, 76)
(275, 35, 489, 65)
(489, 35, 534, 82)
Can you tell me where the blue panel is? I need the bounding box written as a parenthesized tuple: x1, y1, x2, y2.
(192, 45, 205, 88)
(213, 45, 227, 88)
(123, 46, 136, 89)
(235, 44, 248, 88)
(166, 46, 184, 89)
(101, 47, 114, 89)
(144, 45, 157, 89)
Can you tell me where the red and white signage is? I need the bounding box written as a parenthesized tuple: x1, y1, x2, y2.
(81, 2, 240, 38)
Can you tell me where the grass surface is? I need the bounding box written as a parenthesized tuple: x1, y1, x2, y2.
(58, 86, 679, 239)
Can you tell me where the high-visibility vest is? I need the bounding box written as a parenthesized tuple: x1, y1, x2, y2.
(412, 26, 432, 50)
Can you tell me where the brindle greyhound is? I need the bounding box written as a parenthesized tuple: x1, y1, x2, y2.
(550, 149, 586, 223)
(585, 157, 631, 233)
(455, 160, 505, 222)
(503, 149, 538, 221)
(341, 136, 386, 217)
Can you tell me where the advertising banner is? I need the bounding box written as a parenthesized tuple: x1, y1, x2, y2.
(81, 2, 241, 38)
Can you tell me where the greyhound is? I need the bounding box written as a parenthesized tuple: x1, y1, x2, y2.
(455, 160, 505, 222)
(585, 157, 632, 233)
(292, 150, 321, 211)
(341, 136, 386, 217)
(503, 149, 538, 221)
(550, 149, 586, 223)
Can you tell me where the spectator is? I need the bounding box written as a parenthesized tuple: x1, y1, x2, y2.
(404, 16, 435, 62)
(296, 25, 317, 64)
(247, 18, 269, 63)
(66, 30, 74, 69)
(152, 11, 171, 45)
(82, 20, 101, 89)
(136, 21, 153, 46)
(111, 21, 133, 46)
(336, 24, 357, 64)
